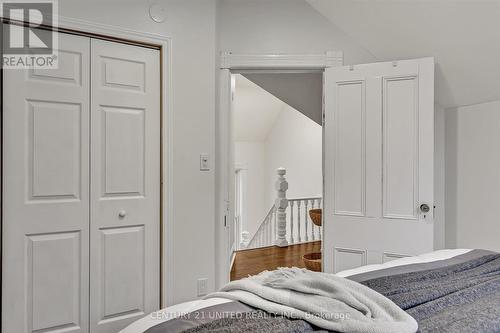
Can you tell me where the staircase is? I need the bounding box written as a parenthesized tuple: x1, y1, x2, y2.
(235, 168, 323, 250)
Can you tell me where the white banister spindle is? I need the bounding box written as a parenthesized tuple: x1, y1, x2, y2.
(270, 219, 273, 244)
(241, 231, 249, 248)
(265, 220, 268, 245)
(263, 223, 266, 245)
(267, 219, 271, 245)
(260, 226, 263, 245)
(234, 216, 240, 250)
(297, 200, 302, 243)
(310, 199, 316, 241)
(275, 168, 289, 247)
(273, 207, 277, 242)
(304, 199, 309, 242)
(290, 201, 295, 244)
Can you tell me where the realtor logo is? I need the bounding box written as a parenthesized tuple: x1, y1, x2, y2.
(1, 0, 58, 69)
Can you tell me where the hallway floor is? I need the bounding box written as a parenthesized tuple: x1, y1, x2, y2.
(230, 241, 322, 281)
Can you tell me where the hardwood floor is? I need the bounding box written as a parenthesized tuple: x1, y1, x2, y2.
(230, 241, 321, 281)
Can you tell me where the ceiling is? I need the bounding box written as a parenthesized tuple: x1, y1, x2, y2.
(306, 0, 500, 108)
(242, 73, 323, 125)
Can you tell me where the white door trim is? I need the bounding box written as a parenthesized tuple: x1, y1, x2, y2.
(1, 16, 175, 307)
(216, 51, 343, 289)
(220, 51, 343, 69)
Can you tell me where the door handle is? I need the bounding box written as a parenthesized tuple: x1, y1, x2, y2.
(419, 204, 430, 213)
(118, 210, 127, 219)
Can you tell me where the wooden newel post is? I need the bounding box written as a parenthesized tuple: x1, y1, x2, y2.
(275, 167, 289, 247)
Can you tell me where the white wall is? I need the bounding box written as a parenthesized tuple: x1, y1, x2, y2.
(445, 100, 500, 252)
(234, 142, 267, 237)
(265, 106, 323, 206)
(234, 106, 323, 239)
(59, 0, 217, 305)
(434, 105, 446, 250)
(218, 0, 376, 65)
(233, 75, 283, 142)
(233, 75, 282, 238)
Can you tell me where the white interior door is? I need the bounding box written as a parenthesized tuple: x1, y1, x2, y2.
(90, 39, 160, 333)
(2, 32, 91, 333)
(323, 58, 434, 273)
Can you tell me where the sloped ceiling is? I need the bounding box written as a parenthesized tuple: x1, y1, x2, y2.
(306, 0, 500, 108)
(242, 73, 323, 125)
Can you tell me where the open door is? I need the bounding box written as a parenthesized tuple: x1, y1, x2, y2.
(323, 58, 434, 273)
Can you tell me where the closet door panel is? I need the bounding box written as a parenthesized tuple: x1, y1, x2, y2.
(90, 39, 160, 333)
(2, 32, 90, 333)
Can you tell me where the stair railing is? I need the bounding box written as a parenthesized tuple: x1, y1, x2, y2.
(246, 205, 276, 249)
(241, 168, 323, 250)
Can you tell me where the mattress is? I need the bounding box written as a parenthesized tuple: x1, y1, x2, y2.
(121, 249, 487, 333)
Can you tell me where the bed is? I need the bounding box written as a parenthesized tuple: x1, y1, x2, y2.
(122, 249, 500, 333)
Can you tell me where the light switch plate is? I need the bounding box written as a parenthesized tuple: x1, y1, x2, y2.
(200, 154, 210, 171)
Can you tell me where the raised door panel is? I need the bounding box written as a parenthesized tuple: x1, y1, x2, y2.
(334, 247, 367, 272)
(2, 31, 90, 333)
(102, 106, 145, 197)
(333, 80, 366, 216)
(29, 101, 82, 201)
(102, 56, 146, 92)
(100, 227, 145, 322)
(382, 252, 411, 263)
(90, 39, 160, 333)
(30, 49, 82, 85)
(28, 232, 81, 333)
(382, 76, 419, 219)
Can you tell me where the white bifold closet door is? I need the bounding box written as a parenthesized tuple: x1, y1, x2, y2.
(89, 39, 160, 333)
(2, 32, 91, 333)
(2, 31, 160, 333)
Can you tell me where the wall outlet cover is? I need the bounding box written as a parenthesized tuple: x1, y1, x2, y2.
(197, 278, 208, 296)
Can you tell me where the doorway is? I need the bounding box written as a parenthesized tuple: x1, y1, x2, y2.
(215, 52, 343, 288)
(232, 73, 323, 251)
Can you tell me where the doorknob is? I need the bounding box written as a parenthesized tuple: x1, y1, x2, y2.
(419, 204, 430, 213)
(118, 210, 127, 219)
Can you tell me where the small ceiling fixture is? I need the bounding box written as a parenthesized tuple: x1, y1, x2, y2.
(149, 3, 166, 23)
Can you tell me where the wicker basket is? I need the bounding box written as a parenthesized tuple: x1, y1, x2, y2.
(309, 209, 322, 227)
(302, 252, 322, 272)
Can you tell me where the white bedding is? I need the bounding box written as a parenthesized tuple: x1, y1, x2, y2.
(120, 249, 472, 333)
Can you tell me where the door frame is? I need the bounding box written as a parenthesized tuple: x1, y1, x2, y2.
(0, 17, 175, 307)
(216, 51, 343, 288)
